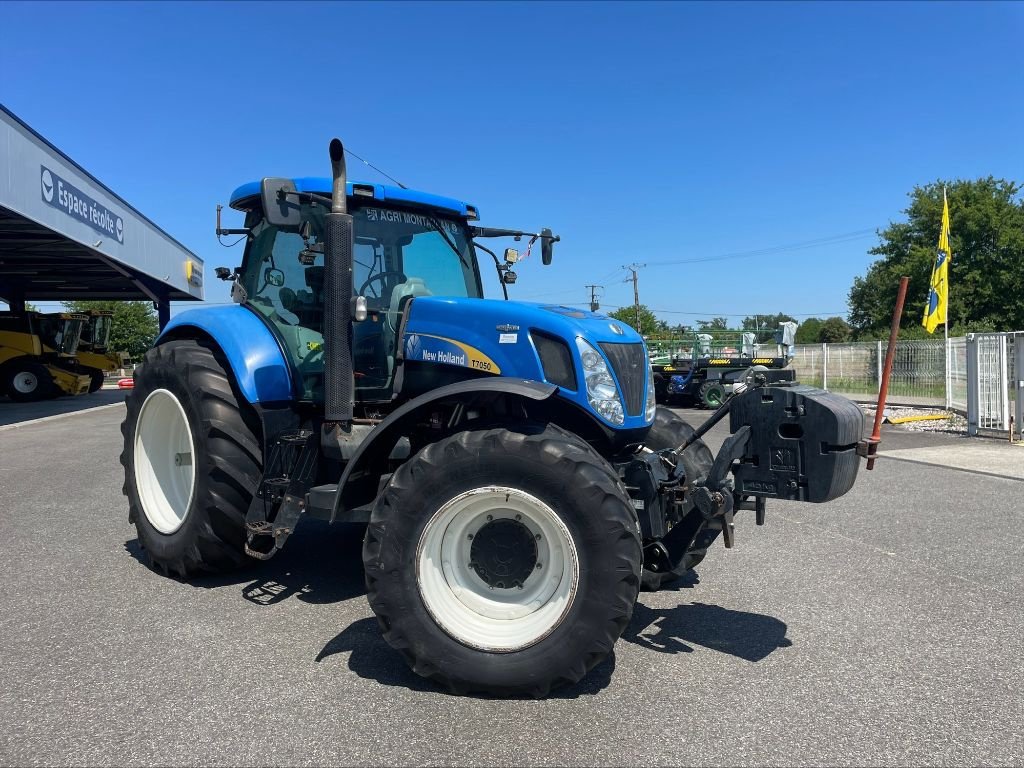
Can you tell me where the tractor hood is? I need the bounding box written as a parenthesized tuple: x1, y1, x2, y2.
(402, 297, 653, 430)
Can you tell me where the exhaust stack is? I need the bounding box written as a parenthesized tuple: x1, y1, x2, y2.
(323, 138, 354, 432)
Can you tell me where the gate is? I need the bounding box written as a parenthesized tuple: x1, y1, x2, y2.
(966, 333, 1010, 435)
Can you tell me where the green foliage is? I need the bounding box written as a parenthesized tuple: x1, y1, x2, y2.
(741, 312, 794, 331)
(849, 177, 1024, 337)
(795, 317, 822, 344)
(62, 300, 159, 358)
(609, 304, 662, 336)
(697, 316, 729, 330)
(818, 316, 852, 343)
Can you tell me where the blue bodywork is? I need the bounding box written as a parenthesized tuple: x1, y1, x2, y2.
(229, 178, 478, 219)
(167, 180, 652, 431)
(403, 297, 652, 430)
(160, 305, 293, 403)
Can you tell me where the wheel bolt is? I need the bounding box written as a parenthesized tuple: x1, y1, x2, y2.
(536, 562, 542, 569)
(535, 534, 542, 541)
(515, 514, 522, 520)
(486, 514, 493, 521)
(467, 534, 473, 540)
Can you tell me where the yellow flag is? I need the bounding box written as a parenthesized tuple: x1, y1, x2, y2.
(922, 190, 951, 333)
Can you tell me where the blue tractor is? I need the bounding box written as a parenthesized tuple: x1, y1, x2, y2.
(121, 139, 865, 696)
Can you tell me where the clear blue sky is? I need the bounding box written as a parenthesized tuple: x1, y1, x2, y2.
(3, 1, 1022, 326)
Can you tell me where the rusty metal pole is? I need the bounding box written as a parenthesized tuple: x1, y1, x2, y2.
(866, 276, 910, 470)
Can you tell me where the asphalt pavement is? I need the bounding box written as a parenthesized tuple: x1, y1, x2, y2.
(0, 403, 1021, 766)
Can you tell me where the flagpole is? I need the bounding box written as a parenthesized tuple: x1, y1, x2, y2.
(943, 186, 952, 409)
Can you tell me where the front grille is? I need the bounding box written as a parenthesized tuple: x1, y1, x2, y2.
(599, 342, 646, 416)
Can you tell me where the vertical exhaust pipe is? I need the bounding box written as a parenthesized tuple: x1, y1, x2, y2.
(323, 138, 354, 434)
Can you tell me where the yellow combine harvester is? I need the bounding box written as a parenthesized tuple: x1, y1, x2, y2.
(0, 311, 92, 401)
(71, 310, 127, 392)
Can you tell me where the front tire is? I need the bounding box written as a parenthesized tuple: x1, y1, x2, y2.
(86, 368, 105, 393)
(5, 361, 55, 402)
(120, 339, 261, 578)
(363, 424, 641, 697)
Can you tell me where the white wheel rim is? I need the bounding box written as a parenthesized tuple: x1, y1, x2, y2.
(13, 372, 38, 394)
(416, 486, 579, 652)
(133, 388, 196, 534)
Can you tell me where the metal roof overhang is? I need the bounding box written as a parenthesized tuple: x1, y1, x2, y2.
(0, 205, 196, 301)
(0, 104, 204, 306)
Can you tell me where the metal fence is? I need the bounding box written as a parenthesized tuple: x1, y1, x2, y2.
(790, 333, 1021, 436)
(790, 338, 960, 407)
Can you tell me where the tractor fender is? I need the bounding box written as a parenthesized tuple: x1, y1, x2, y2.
(332, 378, 557, 521)
(158, 306, 293, 404)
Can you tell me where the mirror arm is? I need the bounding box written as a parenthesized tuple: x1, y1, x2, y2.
(472, 241, 509, 301)
(471, 225, 560, 243)
(215, 204, 251, 237)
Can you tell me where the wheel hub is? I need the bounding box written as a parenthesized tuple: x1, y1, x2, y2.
(469, 518, 538, 589)
(13, 372, 37, 393)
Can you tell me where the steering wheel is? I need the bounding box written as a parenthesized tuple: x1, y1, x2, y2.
(359, 271, 407, 300)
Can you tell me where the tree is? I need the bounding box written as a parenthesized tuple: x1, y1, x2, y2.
(62, 300, 159, 359)
(795, 317, 823, 344)
(609, 304, 661, 336)
(848, 178, 1024, 337)
(741, 312, 795, 331)
(697, 317, 729, 330)
(818, 316, 852, 343)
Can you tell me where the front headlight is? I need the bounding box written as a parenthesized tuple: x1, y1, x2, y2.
(575, 338, 625, 426)
(645, 363, 657, 422)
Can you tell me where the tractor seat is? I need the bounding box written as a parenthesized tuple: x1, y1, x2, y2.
(385, 278, 432, 375)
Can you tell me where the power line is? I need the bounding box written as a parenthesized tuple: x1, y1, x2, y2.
(644, 229, 876, 268)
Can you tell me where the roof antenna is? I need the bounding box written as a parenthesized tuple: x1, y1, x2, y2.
(344, 147, 407, 190)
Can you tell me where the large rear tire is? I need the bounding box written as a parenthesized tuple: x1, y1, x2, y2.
(120, 339, 261, 578)
(363, 424, 641, 697)
(5, 361, 55, 402)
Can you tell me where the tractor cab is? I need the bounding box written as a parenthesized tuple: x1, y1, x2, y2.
(31, 312, 87, 359)
(79, 310, 114, 353)
(228, 181, 483, 404)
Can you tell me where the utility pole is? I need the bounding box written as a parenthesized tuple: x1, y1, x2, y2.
(623, 263, 646, 333)
(585, 284, 603, 312)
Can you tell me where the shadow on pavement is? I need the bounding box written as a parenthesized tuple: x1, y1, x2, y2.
(315, 616, 615, 700)
(623, 599, 792, 661)
(124, 520, 369, 606)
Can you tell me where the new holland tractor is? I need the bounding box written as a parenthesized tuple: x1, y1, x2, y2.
(121, 139, 866, 697)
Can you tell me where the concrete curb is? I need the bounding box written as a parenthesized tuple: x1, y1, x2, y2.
(0, 401, 126, 432)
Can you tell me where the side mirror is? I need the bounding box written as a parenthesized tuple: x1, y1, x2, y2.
(503, 270, 518, 284)
(261, 178, 301, 229)
(214, 267, 233, 281)
(540, 228, 558, 265)
(504, 248, 519, 264)
(265, 268, 286, 287)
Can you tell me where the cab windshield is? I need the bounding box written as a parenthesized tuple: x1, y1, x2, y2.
(83, 315, 112, 351)
(241, 201, 482, 401)
(35, 316, 83, 356)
